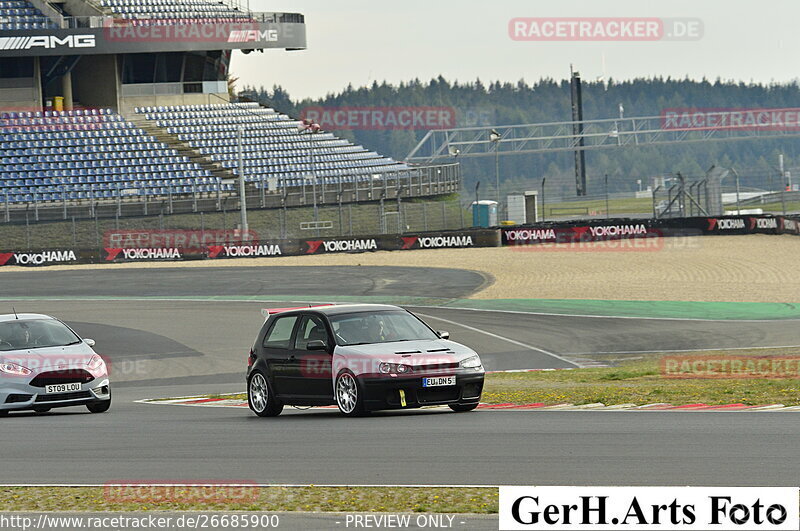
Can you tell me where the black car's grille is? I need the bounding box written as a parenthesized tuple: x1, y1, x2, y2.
(418, 387, 460, 404)
(29, 369, 94, 388)
(35, 391, 92, 403)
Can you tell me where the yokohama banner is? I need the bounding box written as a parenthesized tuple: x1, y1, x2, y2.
(501, 215, 796, 245)
(3, 216, 799, 266)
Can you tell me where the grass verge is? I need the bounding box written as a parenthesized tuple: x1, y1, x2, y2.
(185, 348, 800, 407)
(484, 351, 800, 406)
(0, 486, 498, 514)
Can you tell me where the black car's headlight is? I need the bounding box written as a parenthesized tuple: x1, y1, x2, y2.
(379, 362, 412, 374)
(460, 355, 483, 369)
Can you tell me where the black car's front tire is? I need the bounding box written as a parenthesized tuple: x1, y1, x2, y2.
(335, 370, 366, 417)
(0, 410, 8, 417)
(248, 371, 283, 417)
(449, 402, 479, 412)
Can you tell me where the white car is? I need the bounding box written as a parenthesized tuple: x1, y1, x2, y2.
(0, 313, 111, 416)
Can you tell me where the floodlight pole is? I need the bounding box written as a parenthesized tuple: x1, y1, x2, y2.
(237, 124, 248, 234)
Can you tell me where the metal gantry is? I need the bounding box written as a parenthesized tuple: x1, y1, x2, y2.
(406, 112, 800, 163)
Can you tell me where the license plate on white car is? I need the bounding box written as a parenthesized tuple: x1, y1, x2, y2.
(45, 382, 81, 394)
(422, 376, 456, 387)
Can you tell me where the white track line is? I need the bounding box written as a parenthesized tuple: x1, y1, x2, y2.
(414, 312, 579, 368)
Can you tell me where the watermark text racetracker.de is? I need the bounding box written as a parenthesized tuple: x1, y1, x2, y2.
(509, 17, 703, 41)
(300, 106, 456, 131)
(661, 107, 800, 131)
(662, 355, 800, 379)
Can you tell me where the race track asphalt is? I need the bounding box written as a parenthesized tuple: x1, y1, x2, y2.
(1, 265, 799, 486)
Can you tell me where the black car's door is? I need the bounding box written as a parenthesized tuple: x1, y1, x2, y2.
(260, 314, 301, 396)
(285, 313, 334, 399)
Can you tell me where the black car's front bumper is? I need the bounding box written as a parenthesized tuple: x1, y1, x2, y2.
(359, 372, 484, 411)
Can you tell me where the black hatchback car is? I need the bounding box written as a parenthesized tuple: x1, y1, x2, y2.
(246, 304, 485, 417)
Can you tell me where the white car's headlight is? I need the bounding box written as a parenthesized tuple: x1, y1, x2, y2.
(379, 362, 411, 374)
(87, 354, 106, 372)
(0, 362, 32, 376)
(460, 355, 482, 369)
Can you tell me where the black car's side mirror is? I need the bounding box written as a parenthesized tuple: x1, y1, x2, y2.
(307, 340, 329, 351)
(437, 331, 450, 340)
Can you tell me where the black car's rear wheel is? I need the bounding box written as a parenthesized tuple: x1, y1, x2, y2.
(248, 371, 283, 417)
(449, 402, 479, 412)
(335, 370, 365, 417)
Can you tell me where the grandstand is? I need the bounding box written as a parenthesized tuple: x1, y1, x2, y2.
(0, 0, 58, 30)
(0, 2, 459, 223)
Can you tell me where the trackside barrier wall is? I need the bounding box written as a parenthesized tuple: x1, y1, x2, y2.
(1, 216, 798, 266)
(0, 229, 500, 266)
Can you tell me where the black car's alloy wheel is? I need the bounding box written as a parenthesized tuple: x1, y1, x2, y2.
(335, 370, 365, 417)
(249, 371, 283, 417)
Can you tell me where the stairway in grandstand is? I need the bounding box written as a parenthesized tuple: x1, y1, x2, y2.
(130, 115, 232, 185)
(131, 102, 409, 190)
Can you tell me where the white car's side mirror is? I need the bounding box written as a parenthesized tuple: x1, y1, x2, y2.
(83, 338, 96, 347)
(437, 331, 450, 340)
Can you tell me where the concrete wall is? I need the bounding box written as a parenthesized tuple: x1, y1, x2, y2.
(118, 91, 230, 114)
(0, 58, 42, 109)
(72, 54, 119, 109)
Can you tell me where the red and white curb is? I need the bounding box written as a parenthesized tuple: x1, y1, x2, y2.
(138, 396, 800, 412)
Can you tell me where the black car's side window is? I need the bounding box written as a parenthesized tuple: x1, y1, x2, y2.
(262, 315, 299, 349)
(294, 315, 328, 350)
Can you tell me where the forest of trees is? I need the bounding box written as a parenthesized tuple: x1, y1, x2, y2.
(238, 77, 800, 199)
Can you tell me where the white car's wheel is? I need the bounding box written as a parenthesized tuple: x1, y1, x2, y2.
(248, 371, 283, 417)
(335, 370, 365, 417)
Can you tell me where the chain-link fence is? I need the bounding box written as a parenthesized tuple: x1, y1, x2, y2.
(0, 195, 471, 251)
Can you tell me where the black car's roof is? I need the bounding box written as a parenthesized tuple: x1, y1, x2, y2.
(274, 304, 403, 317)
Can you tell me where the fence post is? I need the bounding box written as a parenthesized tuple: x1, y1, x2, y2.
(4, 190, 9, 222)
(116, 183, 121, 218)
(260, 177, 266, 208)
(192, 182, 198, 213)
(62, 184, 67, 220)
(459, 200, 464, 228)
(348, 203, 353, 236)
(25, 210, 31, 250)
(143, 185, 148, 216)
(442, 201, 446, 229)
(71, 216, 77, 248)
(89, 184, 95, 218)
(34, 192, 39, 221)
(168, 184, 173, 215)
(423, 202, 428, 232)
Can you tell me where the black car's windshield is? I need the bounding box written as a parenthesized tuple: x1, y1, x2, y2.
(0, 319, 81, 351)
(330, 310, 439, 346)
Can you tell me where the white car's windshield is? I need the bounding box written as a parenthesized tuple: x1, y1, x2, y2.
(0, 319, 81, 351)
(330, 310, 439, 346)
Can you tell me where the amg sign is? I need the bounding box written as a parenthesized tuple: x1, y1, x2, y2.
(0, 35, 96, 50)
(227, 29, 279, 43)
